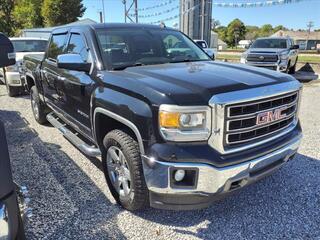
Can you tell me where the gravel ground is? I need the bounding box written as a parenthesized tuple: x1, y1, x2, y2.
(0, 81, 319, 240)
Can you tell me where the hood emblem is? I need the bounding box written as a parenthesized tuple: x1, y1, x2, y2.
(256, 107, 287, 126)
(259, 55, 265, 61)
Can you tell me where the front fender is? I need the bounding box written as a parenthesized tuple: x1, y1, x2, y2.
(92, 87, 156, 154)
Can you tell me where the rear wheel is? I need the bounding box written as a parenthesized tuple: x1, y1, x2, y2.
(30, 86, 48, 124)
(102, 129, 149, 211)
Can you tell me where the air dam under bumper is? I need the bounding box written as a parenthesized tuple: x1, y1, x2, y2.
(142, 134, 301, 210)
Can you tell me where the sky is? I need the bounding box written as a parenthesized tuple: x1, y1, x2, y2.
(82, 0, 320, 30)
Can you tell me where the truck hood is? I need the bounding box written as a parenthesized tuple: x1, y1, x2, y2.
(103, 61, 296, 106)
(247, 48, 288, 54)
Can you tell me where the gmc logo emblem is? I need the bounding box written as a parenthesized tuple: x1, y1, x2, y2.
(256, 107, 287, 125)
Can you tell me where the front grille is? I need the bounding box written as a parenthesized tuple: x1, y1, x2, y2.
(247, 54, 278, 63)
(225, 92, 298, 146)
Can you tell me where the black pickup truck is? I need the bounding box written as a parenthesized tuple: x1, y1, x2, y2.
(23, 23, 302, 211)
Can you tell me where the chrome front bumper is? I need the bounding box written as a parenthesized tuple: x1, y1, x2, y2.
(142, 134, 301, 197)
(245, 60, 288, 72)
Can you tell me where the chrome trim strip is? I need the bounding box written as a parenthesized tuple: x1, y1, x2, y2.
(227, 109, 297, 133)
(208, 81, 302, 154)
(227, 92, 298, 118)
(227, 119, 297, 145)
(142, 134, 301, 195)
(93, 107, 145, 155)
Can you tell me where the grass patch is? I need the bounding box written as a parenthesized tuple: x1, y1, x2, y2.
(298, 56, 320, 63)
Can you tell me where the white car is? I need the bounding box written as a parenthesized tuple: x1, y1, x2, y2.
(0, 37, 47, 97)
(193, 39, 217, 60)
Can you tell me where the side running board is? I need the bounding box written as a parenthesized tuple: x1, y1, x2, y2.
(46, 113, 101, 157)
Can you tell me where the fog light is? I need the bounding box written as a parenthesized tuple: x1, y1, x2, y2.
(174, 169, 185, 182)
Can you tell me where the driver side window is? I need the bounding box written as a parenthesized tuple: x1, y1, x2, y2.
(163, 34, 194, 58)
(66, 33, 89, 62)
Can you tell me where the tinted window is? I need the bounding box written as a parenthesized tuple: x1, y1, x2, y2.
(96, 28, 210, 70)
(66, 34, 89, 62)
(11, 40, 48, 52)
(47, 34, 67, 61)
(196, 41, 207, 48)
(251, 39, 288, 49)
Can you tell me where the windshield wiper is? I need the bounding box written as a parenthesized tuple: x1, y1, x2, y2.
(112, 62, 144, 71)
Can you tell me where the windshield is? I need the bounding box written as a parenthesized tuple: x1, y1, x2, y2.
(96, 28, 210, 70)
(251, 39, 287, 49)
(11, 40, 48, 52)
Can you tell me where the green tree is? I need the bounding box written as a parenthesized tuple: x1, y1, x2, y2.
(259, 24, 273, 37)
(216, 26, 227, 43)
(13, 0, 44, 31)
(245, 25, 260, 40)
(226, 19, 246, 47)
(273, 25, 288, 33)
(0, 0, 15, 36)
(42, 0, 86, 27)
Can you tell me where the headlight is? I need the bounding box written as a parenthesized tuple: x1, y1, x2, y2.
(159, 105, 211, 142)
(280, 51, 289, 61)
(240, 52, 247, 63)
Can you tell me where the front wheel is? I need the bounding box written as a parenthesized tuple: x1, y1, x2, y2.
(288, 59, 297, 74)
(102, 130, 149, 211)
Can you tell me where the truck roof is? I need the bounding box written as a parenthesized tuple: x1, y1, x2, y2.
(255, 36, 292, 40)
(52, 23, 175, 34)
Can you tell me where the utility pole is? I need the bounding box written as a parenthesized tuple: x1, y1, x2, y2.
(201, 0, 205, 40)
(101, 0, 105, 23)
(122, 0, 138, 23)
(306, 21, 314, 50)
(99, 11, 103, 23)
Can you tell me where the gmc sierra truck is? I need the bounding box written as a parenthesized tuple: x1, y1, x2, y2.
(240, 37, 299, 74)
(24, 23, 302, 211)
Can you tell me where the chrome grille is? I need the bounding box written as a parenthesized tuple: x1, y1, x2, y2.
(247, 54, 278, 63)
(225, 92, 298, 146)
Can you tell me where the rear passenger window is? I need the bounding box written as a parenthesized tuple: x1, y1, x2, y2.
(66, 34, 89, 62)
(47, 34, 67, 61)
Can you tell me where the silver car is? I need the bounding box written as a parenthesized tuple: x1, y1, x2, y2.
(240, 37, 299, 74)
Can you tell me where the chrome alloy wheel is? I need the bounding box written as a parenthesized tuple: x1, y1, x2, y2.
(107, 146, 132, 197)
(31, 97, 39, 120)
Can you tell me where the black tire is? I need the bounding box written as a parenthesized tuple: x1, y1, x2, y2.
(288, 59, 297, 74)
(6, 84, 20, 97)
(30, 86, 48, 124)
(102, 129, 149, 211)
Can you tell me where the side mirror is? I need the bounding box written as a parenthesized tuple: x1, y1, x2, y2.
(0, 33, 16, 68)
(291, 45, 299, 50)
(57, 54, 91, 72)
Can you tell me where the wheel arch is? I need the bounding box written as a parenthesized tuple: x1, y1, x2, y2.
(25, 73, 35, 91)
(93, 107, 145, 155)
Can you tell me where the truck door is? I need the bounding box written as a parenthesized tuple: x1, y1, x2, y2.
(55, 32, 94, 132)
(41, 32, 69, 107)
